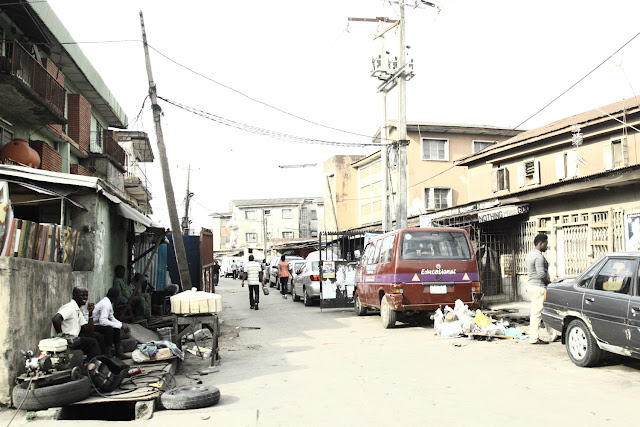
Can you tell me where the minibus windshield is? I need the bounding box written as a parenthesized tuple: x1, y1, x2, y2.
(400, 231, 471, 260)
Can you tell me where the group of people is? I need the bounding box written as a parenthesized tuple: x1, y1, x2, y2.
(241, 254, 292, 310)
(229, 260, 244, 280)
(51, 264, 154, 361)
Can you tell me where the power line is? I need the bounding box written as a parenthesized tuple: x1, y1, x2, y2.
(147, 44, 389, 142)
(157, 95, 384, 148)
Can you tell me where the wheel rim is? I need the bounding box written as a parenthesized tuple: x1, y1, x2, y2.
(381, 298, 388, 324)
(292, 288, 296, 299)
(355, 293, 360, 312)
(568, 325, 588, 361)
(304, 289, 307, 303)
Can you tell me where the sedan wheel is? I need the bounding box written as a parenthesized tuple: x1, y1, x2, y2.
(292, 286, 300, 302)
(566, 319, 602, 367)
(380, 296, 396, 329)
(303, 288, 313, 306)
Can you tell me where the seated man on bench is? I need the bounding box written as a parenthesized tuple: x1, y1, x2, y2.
(93, 288, 131, 359)
(52, 286, 101, 361)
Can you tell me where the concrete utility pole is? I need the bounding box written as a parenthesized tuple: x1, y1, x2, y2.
(396, 1, 408, 230)
(139, 11, 193, 289)
(181, 164, 194, 235)
(262, 209, 268, 258)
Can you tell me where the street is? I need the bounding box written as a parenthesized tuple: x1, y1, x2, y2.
(3, 275, 640, 427)
(156, 277, 640, 426)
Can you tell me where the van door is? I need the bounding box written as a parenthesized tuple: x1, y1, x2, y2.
(358, 241, 379, 307)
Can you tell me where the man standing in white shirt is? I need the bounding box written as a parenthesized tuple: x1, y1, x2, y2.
(93, 288, 130, 359)
(52, 287, 101, 361)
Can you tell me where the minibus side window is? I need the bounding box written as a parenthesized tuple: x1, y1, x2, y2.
(379, 235, 395, 264)
(362, 244, 375, 265)
(372, 239, 383, 264)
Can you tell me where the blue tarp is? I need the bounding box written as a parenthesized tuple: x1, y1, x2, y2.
(166, 234, 200, 290)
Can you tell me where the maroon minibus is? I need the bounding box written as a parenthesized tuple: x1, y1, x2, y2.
(355, 228, 482, 328)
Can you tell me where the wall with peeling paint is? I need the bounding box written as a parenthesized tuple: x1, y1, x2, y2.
(0, 257, 73, 404)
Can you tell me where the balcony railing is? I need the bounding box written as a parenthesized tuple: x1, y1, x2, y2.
(125, 160, 153, 195)
(0, 40, 65, 116)
(104, 131, 125, 167)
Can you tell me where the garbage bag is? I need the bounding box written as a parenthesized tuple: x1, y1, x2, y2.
(439, 320, 462, 338)
(474, 309, 492, 329)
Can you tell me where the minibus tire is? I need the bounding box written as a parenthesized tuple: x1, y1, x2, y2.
(354, 291, 367, 316)
(381, 297, 396, 329)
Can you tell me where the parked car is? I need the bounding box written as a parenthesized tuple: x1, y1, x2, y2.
(221, 256, 243, 278)
(268, 256, 303, 288)
(291, 260, 322, 306)
(542, 252, 640, 367)
(288, 260, 307, 294)
(354, 228, 481, 329)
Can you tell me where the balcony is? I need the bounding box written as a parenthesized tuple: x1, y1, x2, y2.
(90, 130, 126, 171)
(125, 160, 153, 202)
(0, 41, 66, 127)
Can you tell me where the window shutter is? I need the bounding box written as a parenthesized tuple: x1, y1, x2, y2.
(492, 170, 498, 193)
(503, 168, 510, 191)
(427, 188, 434, 209)
(447, 188, 452, 208)
(566, 150, 578, 177)
(623, 139, 630, 167)
(555, 154, 566, 180)
(533, 160, 540, 185)
(517, 164, 525, 188)
(603, 143, 613, 170)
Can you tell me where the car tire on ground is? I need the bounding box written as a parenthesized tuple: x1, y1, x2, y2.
(354, 291, 367, 316)
(12, 375, 91, 411)
(303, 288, 313, 306)
(161, 386, 221, 410)
(292, 286, 300, 302)
(565, 319, 602, 367)
(380, 296, 396, 329)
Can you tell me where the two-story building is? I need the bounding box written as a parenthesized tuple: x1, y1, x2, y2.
(324, 121, 523, 231)
(424, 98, 640, 303)
(0, 1, 159, 403)
(227, 198, 324, 250)
(210, 212, 232, 252)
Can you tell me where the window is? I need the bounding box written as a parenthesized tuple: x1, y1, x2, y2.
(401, 231, 471, 260)
(473, 140, 495, 153)
(421, 138, 449, 161)
(379, 235, 396, 264)
(282, 209, 293, 219)
(492, 167, 510, 192)
(310, 210, 317, 220)
(556, 150, 579, 180)
(282, 231, 294, 239)
(246, 233, 257, 243)
(424, 188, 451, 210)
(90, 117, 103, 150)
(0, 126, 13, 148)
(593, 259, 635, 294)
(266, 232, 272, 239)
(517, 160, 540, 187)
(362, 243, 376, 264)
(359, 160, 382, 224)
(245, 210, 256, 220)
(220, 236, 230, 245)
(604, 138, 628, 170)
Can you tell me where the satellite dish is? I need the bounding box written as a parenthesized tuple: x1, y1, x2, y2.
(412, 198, 426, 213)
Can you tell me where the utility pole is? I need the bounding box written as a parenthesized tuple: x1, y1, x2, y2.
(262, 209, 268, 259)
(396, 1, 408, 230)
(139, 11, 193, 290)
(181, 164, 194, 235)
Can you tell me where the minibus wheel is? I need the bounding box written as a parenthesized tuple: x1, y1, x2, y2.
(354, 291, 367, 316)
(380, 297, 396, 329)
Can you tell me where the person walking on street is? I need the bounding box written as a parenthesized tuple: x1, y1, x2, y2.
(231, 260, 237, 280)
(278, 254, 290, 299)
(213, 260, 220, 287)
(526, 233, 559, 345)
(243, 255, 262, 310)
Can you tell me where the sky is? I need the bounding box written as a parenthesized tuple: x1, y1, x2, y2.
(45, 0, 640, 231)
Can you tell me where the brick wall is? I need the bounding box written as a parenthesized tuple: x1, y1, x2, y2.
(29, 140, 61, 173)
(67, 94, 91, 153)
(70, 163, 92, 177)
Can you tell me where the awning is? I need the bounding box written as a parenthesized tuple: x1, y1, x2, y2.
(4, 179, 85, 209)
(99, 190, 160, 228)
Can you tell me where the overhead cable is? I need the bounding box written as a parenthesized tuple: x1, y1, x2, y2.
(157, 96, 383, 148)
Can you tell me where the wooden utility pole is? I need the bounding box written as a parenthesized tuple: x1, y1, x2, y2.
(396, 1, 408, 230)
(139, 11, 192, 290)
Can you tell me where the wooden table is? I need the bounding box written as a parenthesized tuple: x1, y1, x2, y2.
(173, 313, 219, 367)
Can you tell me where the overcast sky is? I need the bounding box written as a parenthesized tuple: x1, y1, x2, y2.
(47, 0, 640, 231)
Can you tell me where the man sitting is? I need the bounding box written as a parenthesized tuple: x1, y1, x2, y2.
(93, 288, 131, 359)
(52, 286, 101, 361)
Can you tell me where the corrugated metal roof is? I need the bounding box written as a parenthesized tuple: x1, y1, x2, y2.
(231, 197, 322, 207)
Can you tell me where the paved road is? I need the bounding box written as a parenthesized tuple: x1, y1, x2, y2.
(3, 276, 639, 426)
(157, 277, 640, 426)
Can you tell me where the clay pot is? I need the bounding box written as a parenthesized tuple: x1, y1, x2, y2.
(28, 144, 40, 169)
(1, 139, 32, 166)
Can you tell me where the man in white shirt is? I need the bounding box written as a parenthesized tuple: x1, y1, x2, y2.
(93, 288, 130, 359)
(52, 287, 101, 361)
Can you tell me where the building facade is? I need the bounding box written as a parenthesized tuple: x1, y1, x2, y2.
(324, 122, 522, 231)
(210, 212, 232, 252)
(227, 198, 324, 250)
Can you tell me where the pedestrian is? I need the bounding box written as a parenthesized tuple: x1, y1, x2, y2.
(526, 233, 559, 345)
(213, 260, 220, 287)
(278, 254, 291, 299)
(242, 255, 262, 310)
(231, 260, 237, 280)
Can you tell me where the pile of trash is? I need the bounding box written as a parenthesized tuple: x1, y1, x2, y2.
(433, 299, 525, 339)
